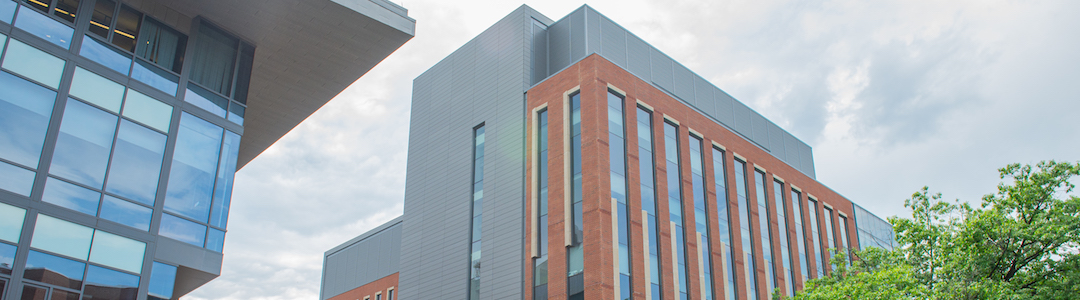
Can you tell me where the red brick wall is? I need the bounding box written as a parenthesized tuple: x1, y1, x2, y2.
(326, 273, 398, 300)
(526, 54, 859, 300)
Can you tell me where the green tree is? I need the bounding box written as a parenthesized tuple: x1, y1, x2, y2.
(787, 161, 1080, 300)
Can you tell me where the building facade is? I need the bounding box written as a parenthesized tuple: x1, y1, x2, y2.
(0, 0, 414, 299)
(320, 4, 894, 300)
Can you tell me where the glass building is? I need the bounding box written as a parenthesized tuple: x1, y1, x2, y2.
(0, 0, 414, 299)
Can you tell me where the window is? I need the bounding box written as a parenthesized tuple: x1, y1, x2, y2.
(822, 206, 836, 273)
(533, 108, 549, 299)
(807, 198, 825, 278)
(468, 125, 484, 300)
(712, 148, 737, 300)
(26, 215, 144, 298)
(387, 288, 395, 300)
(636, 106, 662, 300)
(838, 214, 850, 264)
(755, 170, 776, 294)
(734, 159, 757, 299)
(689, 135, 714, 300)
(607, 90, 632, 300)
(662, 121, 689, 300)
(375, 292, 382, 300)
(790, 189, 810, 285)
(49, 98, 119, 189)
(2, 38, 66, 89)
(773, 180, 793, 297)
(148, 262, 177, 300)
(188, 21, 254, 105)
(165, 113, 224, 222)
(566, 92, 584, 299)
(14, 1, 76, 48)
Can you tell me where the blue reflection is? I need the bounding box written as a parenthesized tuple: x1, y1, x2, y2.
(184, 84, 227, 118)
(79, 35, 132, 75)
(164, 113, 221, 222)
(105, 121, 166, 206)
(0, 242, 15, 275)
(0, 71, 57, 168)
(50, 99, 118, 189)
(0, 1, 14, 24)
(0, 160, 35, 196)
(41, 177, 100, 216)
(159, 213, 205, 247)
(131, 59, 178, 96)
(99, 196, 151, 232)
(85, 265, 139, 288)
(14, 7, 73, 49)
(209, 131, 239, 228)
(24, 250, 85, 289)
(227, 103, 244, 125)
(148, 262, 177, 299)
(205, 228, 224, 253)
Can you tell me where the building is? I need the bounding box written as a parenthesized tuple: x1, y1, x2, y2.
(0, 0, 414, 299)
(320, 4, 894, 300)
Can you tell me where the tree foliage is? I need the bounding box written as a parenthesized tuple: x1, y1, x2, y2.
(789, 161, 1080, 299)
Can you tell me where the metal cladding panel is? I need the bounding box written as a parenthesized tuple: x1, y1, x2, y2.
(768, 121, 787, 161)
(732, 100, 753, 138)
(548, 15, 571, 74)
(694, 75, 714, 116)
(586, 7, 602, 57)
(750, 110, 770, 150)
(714, 89, 736, 128)
(570, 8, 587, 64)
(673, 63, 695, 104)
(600, 16, 627, 68)
(651, 49, 675, 93)
(401, 5, 534, 300)
(531, 21, 549, 85)
(801, 142, 816, 178)
(321, 222, 403, 300)
(784, 132, 803, 172)
(626, 34, 652, 81)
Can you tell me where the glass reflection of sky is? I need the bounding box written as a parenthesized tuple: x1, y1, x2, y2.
(165, 113, 222, 222)
(205, 228, 225, 253)
(79, 35, 133, 75)
(148, 262, 177, 299)
(88, 231, 145, 274)
(100, 195, 152, 232)
(1, 39, 66, 88)
(0, 202, 25, 243)
(41, 177, 100, 216)
(85, 265, 139, 288)
(24, 250, 86, 289)
(0, 71, 57, 168)
(131, 59, 178, 96)
(14, 7, 73, 49)
(50, 99, 118, 189)
(105, 121, 166, 206)
(0, 242, 15, 273)
(209, 131, 240, 228)
(0, 161, 35, 197)
(0, 1, 16, 24)
(159, 213, 206, 247)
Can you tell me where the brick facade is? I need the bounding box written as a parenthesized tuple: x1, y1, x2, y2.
(327, 273, 398, 300)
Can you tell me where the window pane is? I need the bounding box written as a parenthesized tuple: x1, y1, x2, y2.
(41, 177, 100, 216)
(87, 0, 115, 38)
(99, 195, 151, 231)
(23, 250, 85, 289)
(147, 262, 176, 299)
(83, 265, 139, 300)
(209, 131, 239, 228)
(21, 285, 49, 300)
(136, 18, 185, 73)
(31, 215, 92, 259)
(164, 113, 221, 222)
(69, 67, 124, 112)
(13, 7, 73, 49)
(183, 84, 227, 118)
(227, 103, 244, 125)
(130, 59, 177, 96)
(0, 70, 57, 168)
(52, 289, 81, 300)
(0, 161, 35, 196)
(205, 228, 224, 253)
(50, 99, 118, 189)
(1, 39, 65, 89)
(189, 23, 237, 96)
(0, 1, 14, 24)
(158, 213, 205, 247)
(121, 89, 172, 132)
(0, 202, 26, 243)
(104, 120, 166, 205)
(232, 43, 254, 104)
(0, 242, 15, 275)
(79, 35, 132, 75)
(89, 230, 145, 273)
(51, 0, 78, 23)
(110, 5, 140, 52)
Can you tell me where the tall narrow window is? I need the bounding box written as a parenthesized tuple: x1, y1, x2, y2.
(567, 92, 584, 299)
(534, 109, 549, 300)
(838, 214, 850, 265)
(734, 160, 757, 299)
(608, 91, 632, 300)
(689, 136, 714, 300)
(822, 207, 836, 273)
(189, 23, 237, 96)
(663, 122, 690, 300)
(637, 107, 663, 300)
(468, 125, 485, 300)
(712, 148, 737, 300)
(773, 181, 793, 297)
(789, 189, 809, 287)
(755, 171, 776, 294)
(137, 18, 187, 73)
(807, 198, 825, 278)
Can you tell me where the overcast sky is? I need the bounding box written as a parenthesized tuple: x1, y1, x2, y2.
(186, 0, 1080, 299)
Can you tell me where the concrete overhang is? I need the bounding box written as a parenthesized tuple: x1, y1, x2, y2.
(155, 0, 415, 169)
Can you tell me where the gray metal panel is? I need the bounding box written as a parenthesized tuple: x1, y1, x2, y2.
(767, 121, 786, 161)
(784, 132, 803, 172)
(321, 219, 403, 300)
(626, 34, 651, 82)
(673, 63, 695, 104)
(586, 7, 602, 57)
(694, 75, 714, 116)
(650, 48, 674, 93)
(750, 110, 769, 150)
(530, 21, 549, 85)
(600, 16, 627, 68)
(548, 13, 571, 74)
(732, 100, 753, 138)
(569, 8, 587, 63)
(714, 89, 735, 128)
(801, 141, 816, 178)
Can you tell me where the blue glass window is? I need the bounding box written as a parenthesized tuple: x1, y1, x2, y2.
(0, 160, 35, 196)
(88, 230, 145, 273)
(24, 250, 85, 289)
(205, 228, 224, 252)
(31, 215, 93, 260)
(105, 120, 166, 206)
(209, 131, 239, 228)
(79, 35, 133, 75)
(0, 71, 57, 168)
(41, 177, 100, 216)
(148, 262, 176, 299)
(0, 242, 15, 275)
(121, 90, 172, 133)
(131, 59, 178, 96)
(0, 1, 15, 24)
(50, 99, 119, 189)
(159, 213, 205, 247)
(99, 195, 151, 231)
(83, 265, 140, 300)
(0, 202, 26, 243)
(14, 6, 73, 49)
(68, 67, 124, 112)
(183, 84, 227, 118)
(228, 103, 244, 125)
(1, 39, 66, 89)
(165, 113, 222, 222)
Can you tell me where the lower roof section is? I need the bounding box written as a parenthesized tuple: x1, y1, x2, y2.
(321, 216, 403, 300)
(148, 0, 415, 169)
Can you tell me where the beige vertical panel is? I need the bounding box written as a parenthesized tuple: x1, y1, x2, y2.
(698, 233, 706, 300)
(613, 198, 621, 298)
(642, 210, 652, 300)
(671, 221, 680, 297)
(718, 246, 730, 300)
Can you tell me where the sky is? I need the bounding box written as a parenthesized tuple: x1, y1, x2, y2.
(186, 0, 1080, 299)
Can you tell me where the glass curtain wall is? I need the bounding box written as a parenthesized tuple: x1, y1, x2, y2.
(534, 110, 549, 299)
(567, 92, 584, 299)
(711, 148, 737, 300)
(789, 189, 809, 286)
(772, 181, 793, 297)
(636, 107, 663, 300)
(608, 91, 632, 300)
(468, 125, 485, 300)
(663, 122, 690, 300)
(754, 171, 775, 295)
(734, 160, 757, 299)
(689, 136, 714, 300)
